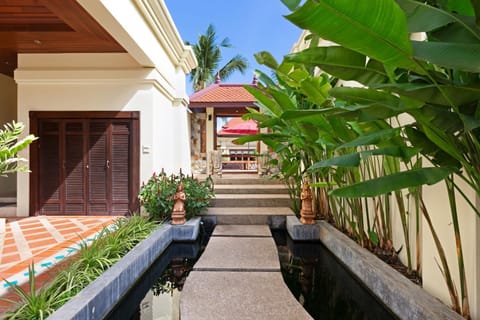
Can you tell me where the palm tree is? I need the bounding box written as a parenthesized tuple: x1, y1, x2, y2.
(188, 24, 248, 92)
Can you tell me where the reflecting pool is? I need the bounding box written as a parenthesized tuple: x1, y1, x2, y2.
(108, 226, 397, 320)
(273, 230, 398, 319)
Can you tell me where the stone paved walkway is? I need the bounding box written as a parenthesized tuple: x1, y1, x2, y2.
(180, 225, 312, 320)
(0, 215, 118, 312)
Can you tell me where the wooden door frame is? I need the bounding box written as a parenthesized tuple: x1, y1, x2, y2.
(29, 111, 140, 216)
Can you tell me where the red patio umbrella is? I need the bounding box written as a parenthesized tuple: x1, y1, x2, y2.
(218, 119, 258, 135)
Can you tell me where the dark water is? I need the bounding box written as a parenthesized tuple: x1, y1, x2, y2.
(108, 225, 397, 320)
(105, 224, 211, 320)
(272, 230, 398, 320)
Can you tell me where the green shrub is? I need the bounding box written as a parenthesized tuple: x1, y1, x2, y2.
(0, 121, 37, 177)
(138, 171, 214, 221)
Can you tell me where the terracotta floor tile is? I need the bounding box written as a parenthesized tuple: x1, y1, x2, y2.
(24, 233, 52, 241)
(0, 215, 118, 315)
(27, 239, 58, 249)
(48, 220, 75, 225)
(0, 254, 21, 265)
(20, 227, 48, 235)
(18, 222, 44, 229)
(1, 246, 19, 256)
(3, 238, 15, 246)
(30, 245, 51, 253)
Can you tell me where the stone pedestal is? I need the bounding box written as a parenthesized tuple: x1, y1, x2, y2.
(171, 211, 186, 225)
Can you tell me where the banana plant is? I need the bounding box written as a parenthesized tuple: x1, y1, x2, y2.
(283, 0, 479, 317)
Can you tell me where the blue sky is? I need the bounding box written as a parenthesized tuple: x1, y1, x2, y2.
(164, 0, 303, 93)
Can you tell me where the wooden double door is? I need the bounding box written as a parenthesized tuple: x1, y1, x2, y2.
(30, 112, 139, 216)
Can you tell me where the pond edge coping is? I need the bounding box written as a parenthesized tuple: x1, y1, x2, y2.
(288, 216, 462, 320)
(48, 217, 201, 320)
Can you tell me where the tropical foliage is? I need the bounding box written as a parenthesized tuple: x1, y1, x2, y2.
(234, 0, 480, 317)
(187, 24, 248, 91)
(1, 216, 158, 319)
(0, 121, 37, 177)
(138, 170, 214, 221)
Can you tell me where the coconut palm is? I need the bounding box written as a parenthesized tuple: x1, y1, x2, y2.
(188, 24, 248, 92)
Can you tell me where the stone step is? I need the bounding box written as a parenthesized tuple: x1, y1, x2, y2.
(193, 236, 280, 271)
(181, 224, 313, 320)
(203, 207, 294, 226)
(181, 271, 312, 320)
(212, 177, 284, 185)
(205, 207, 294, 216)
(214, 184, 289, 194)
(211, 194, 291, 207)
(212, 225, 272, 237)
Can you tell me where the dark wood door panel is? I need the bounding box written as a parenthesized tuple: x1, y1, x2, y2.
(38, 121, 61, 215)
(31, 112, 139, 216)
(64, 121, 85, 215)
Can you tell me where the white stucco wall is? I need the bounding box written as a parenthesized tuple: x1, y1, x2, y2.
(0, 74, 18, 199)
(14, 52, 192, 216)
(422, 179, 479, 319)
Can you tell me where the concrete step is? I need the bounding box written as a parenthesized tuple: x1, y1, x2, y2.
(0, 204, 16, 217)
(205, 207, 294, 216)
(211, 194, 291, 207)
(193, 236, 280, 271)
(203, 207, 294, 226)
(181, 224, 313, 320)
(212, 177, 284, 185)
(214, 184, 289, 194)
(212, 225, 272, 237)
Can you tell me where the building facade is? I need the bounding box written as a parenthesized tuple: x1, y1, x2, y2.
(0, 0, 196, 217)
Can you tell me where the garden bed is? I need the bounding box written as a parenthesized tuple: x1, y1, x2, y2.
(47, 218, 200, 320)
(317, 220, 461, 320)
(287, 216, 459, 319)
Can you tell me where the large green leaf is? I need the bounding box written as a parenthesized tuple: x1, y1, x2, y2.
(337, 128, 401, 150)
(412, 41, 480, 72)
(281, 0, 302, 11)
(448, 0, 475, 16)
(396, 0, 456, 32)
(269, 88, 297, 111)
(286, 0, 418, 71)
(405, 126, 461, 167)
(330, 167, 455, 197)
(282, 109, 331, 120)
(254, 51, 279, 70)
(396, 0, 480, 41)
(310, 153, 361, 169)
(375, 83, 480, 106)
(309, 146, 419, 171)
(472, 0, 480, 25)
(244, 86, 283, 116)
(430, 18, 480, 43)
(330, 87, 424, 111)
(298, 75, 330, 105)
(233, 133, 289, 145)
(285, 46, 389, 85)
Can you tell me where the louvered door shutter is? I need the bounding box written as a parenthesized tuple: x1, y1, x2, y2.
(88, 121, 108, 215)
(39, 121, 61, 215)
(110, 121, 130, 215)
(64, 121, 86, 215)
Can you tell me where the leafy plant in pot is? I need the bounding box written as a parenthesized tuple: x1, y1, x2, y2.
(138, 170, 215, 221)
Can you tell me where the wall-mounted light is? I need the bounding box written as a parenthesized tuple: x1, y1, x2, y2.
(208, 114, 212, 121)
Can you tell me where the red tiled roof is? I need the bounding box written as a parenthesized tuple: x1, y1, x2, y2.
(189, 83, 257, 108)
